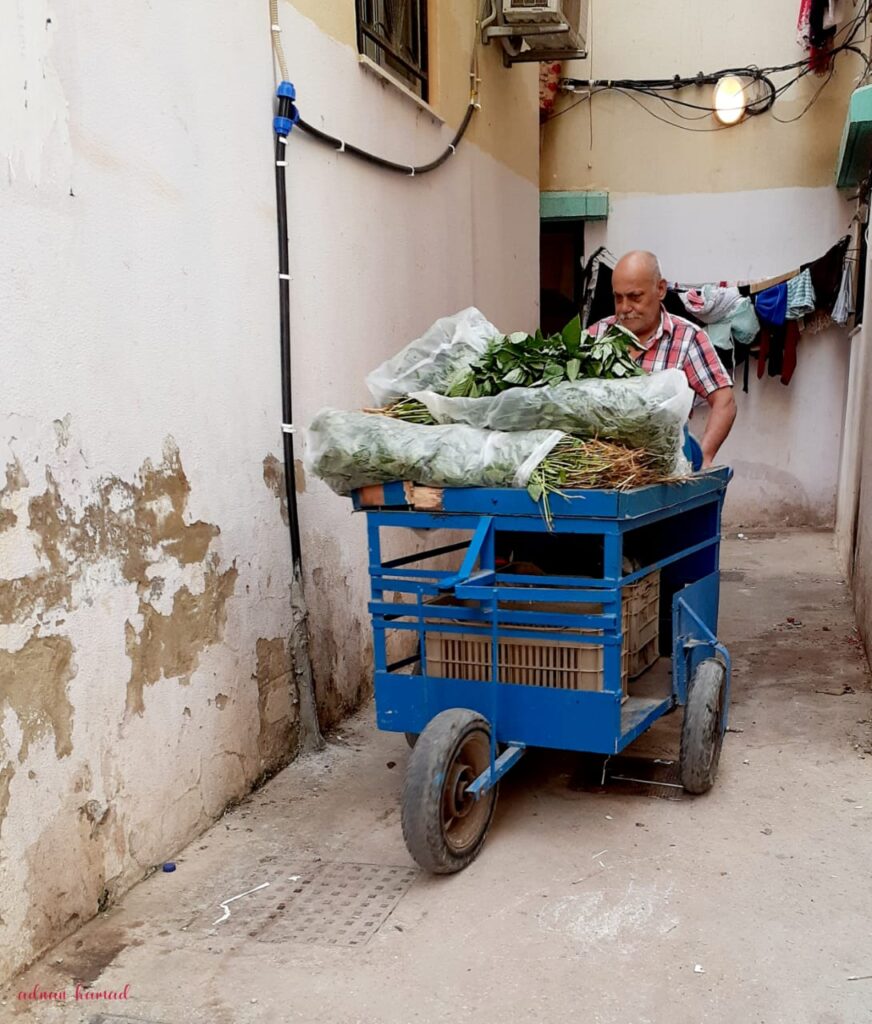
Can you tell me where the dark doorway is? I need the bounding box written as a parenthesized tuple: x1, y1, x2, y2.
(540, 219, 584, 335)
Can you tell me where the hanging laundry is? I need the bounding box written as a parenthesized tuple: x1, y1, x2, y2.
(810, 0, 838, 70)
(824, 0, 848, 30)
(732, 341, 754, 393)
(797, 0, 813, 49)
(754, 282, 788, 326)
(801, 309, 833, 335)
(754, 283, 789, 383)
(786, 268, 816, 319)
(584, 260, 615, 327)
(664, 288, 703, 326)
(803, 236, 850, 311)
(781, 321, 801, 385)
(831, 260, 854, 324)
(679, 285, 760, 351)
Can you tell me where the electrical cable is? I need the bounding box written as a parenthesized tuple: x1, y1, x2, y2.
(296, 13, 482, 177)
(297, 102, 476, 176)
(551, 12, 870, 130)
(554, 2, 872, 129)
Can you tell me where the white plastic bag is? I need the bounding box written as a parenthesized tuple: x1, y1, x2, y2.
(410, 369, 694, 475)
(365, 307, 500, 407)
(305, 409, 562, 496)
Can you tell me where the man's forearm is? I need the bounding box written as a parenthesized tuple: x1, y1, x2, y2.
(701, 389, 737, 467)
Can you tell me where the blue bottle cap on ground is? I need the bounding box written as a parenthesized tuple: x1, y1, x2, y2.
(162, 862, 176, 872)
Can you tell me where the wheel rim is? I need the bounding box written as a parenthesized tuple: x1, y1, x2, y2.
(440, 729, 493, 855)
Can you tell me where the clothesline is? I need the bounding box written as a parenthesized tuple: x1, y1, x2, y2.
(582, 235, 852, 300)
(580, 235, 855, 391)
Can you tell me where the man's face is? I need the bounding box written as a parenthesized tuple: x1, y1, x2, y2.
(612, 264, 667, 341)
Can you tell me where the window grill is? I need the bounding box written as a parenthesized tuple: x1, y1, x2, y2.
(356, 0, 429, 101)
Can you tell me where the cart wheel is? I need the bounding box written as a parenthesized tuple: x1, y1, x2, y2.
(404, 732, 418, 749)
(680, 658, 727, 795)
(401, 708, 497, 874)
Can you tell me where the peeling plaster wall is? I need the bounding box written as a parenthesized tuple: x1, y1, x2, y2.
(0, 1, 538, 980)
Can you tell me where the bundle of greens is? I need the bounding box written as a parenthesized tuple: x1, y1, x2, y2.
(379, 368, 694, 478)
(445, 317, 642, 398)
(527, 436, 666, 527)
(309, 308, 694, 528)
(305, 409, 562, 496)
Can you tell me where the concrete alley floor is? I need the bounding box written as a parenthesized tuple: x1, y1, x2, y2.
(4, 532, 872, 1024)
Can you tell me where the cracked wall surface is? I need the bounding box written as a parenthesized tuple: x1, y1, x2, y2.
(0, 421, 299, 981)
(1, 0, 539, 986)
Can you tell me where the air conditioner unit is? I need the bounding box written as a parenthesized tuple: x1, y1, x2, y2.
(484, 0, 588, 63)
(502, 0, 572, 26)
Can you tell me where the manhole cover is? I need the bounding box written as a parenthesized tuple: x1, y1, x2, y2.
(258, 862, 418, 946)
(570, 754, 686, 800)
(191, 861, 417, 947)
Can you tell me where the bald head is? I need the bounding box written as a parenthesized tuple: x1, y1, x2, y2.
(611, 250, 667, 345)
(614, 250, 663, 285)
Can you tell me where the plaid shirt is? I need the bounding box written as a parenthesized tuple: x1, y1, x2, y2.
(589, 308, 732, 399)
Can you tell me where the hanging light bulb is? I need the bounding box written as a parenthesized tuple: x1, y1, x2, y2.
(713, 75, 746, 125)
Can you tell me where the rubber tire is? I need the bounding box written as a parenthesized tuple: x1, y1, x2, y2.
(404, 732, 419, 749)
(680, 658, 727, 795)
(401, 708, 498, 874)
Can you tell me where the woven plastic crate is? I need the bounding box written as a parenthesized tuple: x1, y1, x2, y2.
(625, 570, 661, 679)
(424, 598, 630, 697)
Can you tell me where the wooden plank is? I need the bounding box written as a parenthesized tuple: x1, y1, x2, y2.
(412, 486, 444, 511)
(354, 481, 414, 508)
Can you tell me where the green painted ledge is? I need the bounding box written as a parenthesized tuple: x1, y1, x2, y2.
(836, 85, 872, 190)
(540, 190, 609, 221)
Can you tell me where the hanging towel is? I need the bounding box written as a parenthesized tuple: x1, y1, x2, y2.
(786, 268, 816, 319)
(831, 261, 854, 324)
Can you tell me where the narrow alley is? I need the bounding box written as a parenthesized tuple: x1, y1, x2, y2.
(5, 531, 871, 1024)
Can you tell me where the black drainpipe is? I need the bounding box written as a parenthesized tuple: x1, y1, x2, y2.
(273, 82, 324, 751)
(274, 82, 303, 573)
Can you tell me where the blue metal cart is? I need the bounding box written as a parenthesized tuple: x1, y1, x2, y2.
(353, 466, 733, 874)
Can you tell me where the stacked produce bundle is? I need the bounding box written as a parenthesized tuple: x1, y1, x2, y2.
(307, 308, 694, 523)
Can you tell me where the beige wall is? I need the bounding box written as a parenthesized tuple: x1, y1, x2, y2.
(289, 0, 539, 183)
(541, 0, 863, 194)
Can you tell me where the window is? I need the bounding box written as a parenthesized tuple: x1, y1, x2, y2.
(356, 0, 429, 101)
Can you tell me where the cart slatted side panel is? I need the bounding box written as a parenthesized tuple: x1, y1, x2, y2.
(360, 470, 731, 756)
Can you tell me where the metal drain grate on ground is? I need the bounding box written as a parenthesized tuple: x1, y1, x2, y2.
(192, 861, 418, 947)
(570, 754, 686, 800)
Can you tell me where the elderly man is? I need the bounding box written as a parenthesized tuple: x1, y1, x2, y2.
(589, 251, 737, 469)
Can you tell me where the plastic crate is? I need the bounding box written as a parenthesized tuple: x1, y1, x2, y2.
(625, 570, 661, 679)
(424, 597, 630, 697)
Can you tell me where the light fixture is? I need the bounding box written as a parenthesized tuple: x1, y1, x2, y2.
(713, 75, 746, 125)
